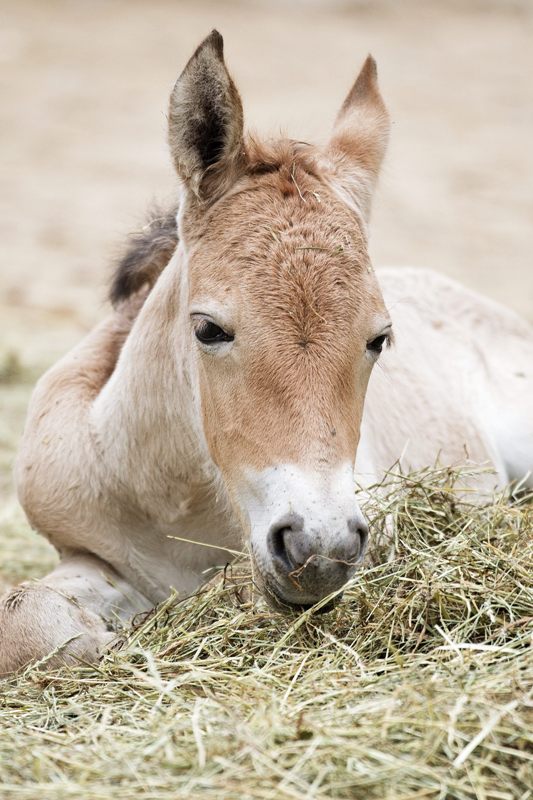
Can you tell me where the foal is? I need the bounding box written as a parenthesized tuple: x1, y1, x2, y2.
(1, 31, 532, 674)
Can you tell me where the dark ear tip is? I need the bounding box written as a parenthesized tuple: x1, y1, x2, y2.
(206, 29, 224, 57)
(345, 53, 379, 105)
(362, 54, 378, 80)
(181, 30, 225, 79)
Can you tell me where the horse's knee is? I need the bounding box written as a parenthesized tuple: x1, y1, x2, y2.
(0, 582, 114, 676)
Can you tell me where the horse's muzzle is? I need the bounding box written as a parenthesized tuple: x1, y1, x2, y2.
(256, 512, 368, 611)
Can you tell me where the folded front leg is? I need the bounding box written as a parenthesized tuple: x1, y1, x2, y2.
(0, 553, 151, 676)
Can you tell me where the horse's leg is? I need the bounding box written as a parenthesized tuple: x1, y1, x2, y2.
(0, 553, 151, 676)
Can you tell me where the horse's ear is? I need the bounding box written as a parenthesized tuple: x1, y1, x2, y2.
(169, 30, 245, 202)
(326, 56, 389, 221)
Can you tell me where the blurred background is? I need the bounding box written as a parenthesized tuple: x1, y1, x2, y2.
(0, 0, 532, 586)
(2, 0, 533, 366)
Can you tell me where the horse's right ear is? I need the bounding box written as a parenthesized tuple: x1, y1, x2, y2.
(326, 56, 389, 221)
(169, 30, 245, 203)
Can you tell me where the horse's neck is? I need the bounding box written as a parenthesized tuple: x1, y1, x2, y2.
(91, 251, 216, 518)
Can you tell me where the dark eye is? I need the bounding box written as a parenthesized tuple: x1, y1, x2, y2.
(367, 333, 389, 355)
(194, 319, 234, 345)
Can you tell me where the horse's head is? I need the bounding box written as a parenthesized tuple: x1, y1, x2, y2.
(171, 31, 391, 610)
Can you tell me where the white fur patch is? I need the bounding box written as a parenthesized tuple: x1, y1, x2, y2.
(238, 462, 366, 569)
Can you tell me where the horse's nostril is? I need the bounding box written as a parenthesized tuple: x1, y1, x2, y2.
(358, 523, 369, 554)
(348, 518, 369, 561)
(268, 526, 293, 570)
(268, 514, 305, 572)
(267, 514, 367, 577)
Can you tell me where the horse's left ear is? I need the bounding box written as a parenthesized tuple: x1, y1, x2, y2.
(326, 56, 390, 221)
(169, 30, 245, 203)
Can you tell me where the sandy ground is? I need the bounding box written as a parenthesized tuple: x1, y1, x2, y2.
(0, 0, 532, 577)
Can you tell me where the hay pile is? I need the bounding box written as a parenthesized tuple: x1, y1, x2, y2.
(0, 467, 532, 799)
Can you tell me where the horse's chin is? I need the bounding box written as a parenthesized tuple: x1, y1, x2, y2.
(261, 575, 343, 615)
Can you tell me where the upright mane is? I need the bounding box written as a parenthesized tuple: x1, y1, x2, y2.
(110, 204, 179, 306)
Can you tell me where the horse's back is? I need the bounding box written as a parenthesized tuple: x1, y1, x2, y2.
(358, 267, 533, 488)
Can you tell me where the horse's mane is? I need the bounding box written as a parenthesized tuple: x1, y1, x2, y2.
(110, 204, 179, 307)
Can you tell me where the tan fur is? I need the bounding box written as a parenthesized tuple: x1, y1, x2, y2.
(185, 152, 386, 482)
(2, 31, 531, 674)
(327, 55, 390, 220)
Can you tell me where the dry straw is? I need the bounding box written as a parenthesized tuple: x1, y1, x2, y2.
(0, 466, 531, 799)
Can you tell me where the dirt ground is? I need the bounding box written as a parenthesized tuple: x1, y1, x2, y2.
(0, 0, 532, 574)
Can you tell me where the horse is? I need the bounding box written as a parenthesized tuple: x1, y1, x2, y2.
(1, 30, 531, 675)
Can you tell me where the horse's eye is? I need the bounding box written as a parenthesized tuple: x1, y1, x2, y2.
(367, 334, 389, 354)
(194, 319, 234, 345)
